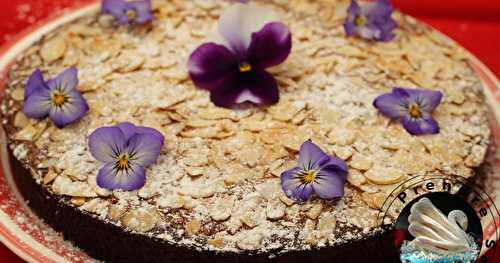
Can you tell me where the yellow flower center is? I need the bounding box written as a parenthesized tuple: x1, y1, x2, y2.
(126, 9, 137, 21)
(239, 62, 252, 73)
(355, 15, 367, 27)
(51, 93, 68, 107)
(116, 155, 131, 171)
(302, 170, 317, 184)
(408, 103, 422, 118)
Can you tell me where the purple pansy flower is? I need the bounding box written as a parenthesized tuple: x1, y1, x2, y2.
(89, 122, 164, 191)
(188, 3, 292, 108)
(281, 141, 348, 202)
(373, 87, 443, 135)
(22, 68, 89, 128)
(102, 0, 153, 25)
(343, 0, 397, 42)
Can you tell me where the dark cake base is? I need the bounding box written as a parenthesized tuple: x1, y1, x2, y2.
(10, 150, 400, 263)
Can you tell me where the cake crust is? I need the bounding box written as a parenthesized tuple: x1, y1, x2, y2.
(1, 0, 490, 259)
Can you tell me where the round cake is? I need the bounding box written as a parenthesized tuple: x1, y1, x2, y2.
(1, 0, 491, 262)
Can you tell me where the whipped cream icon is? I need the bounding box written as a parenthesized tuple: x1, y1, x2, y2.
(408, 197, 470, 253)
(400, 197, 480, 263)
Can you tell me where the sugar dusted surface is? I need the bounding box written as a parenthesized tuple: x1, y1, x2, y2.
(2, 0, 490, 254)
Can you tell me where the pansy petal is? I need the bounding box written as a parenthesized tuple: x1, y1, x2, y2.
(89, 127, 127, 163)
(281, 166, 301, 187)
(117, 122, 137, 141)
(239, 70, 279, 106)
(127, 133, 163, 167)
(247, 22, 292, 69)
(402, 114, 439, 135)
(373, 92, 408, 119)
(102, 0, 128, 23)
(135, 126, 165, 144)
(358, 24, 381, 40)
(314, 157, 348, 199)
(128, 0, 153, 24)
(319, 157, 349, 175)
(290, 183, 314, 202)
(347, 0, 362, 17)
(25, 69, 47, 99)
(344, 1, 361, 36)
(243, 70, 280, 105)
(281, 167, 313, 202)
(345, 0, 396, 42)
(343, 20, 358, 37)
(22, 88, 51, 119)
(102, 0, 125, 13)
(49, 90, 89, 128)
(392, 87, 411, 99)
(218, 3, 279, 52)
(47, 67, 79, 92)
(116, 122, 164, 143)
(377, 17, 397, 42)
(313, 170, 346, 199)
(208, 75, 244, 108)
(210, 70, 279, 107)
(405, 88, 443, 112)
(188, 43, 239, 91)
(364, 0, 393, 18)
(298, 140, 331, 170)
(96, 162, 146, 191)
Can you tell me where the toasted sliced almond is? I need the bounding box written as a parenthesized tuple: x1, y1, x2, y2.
(185, 219, 202, 236)
(361, 192, 387, 210)
(158, 194, 185, 209)
(268, 100, 306, 121)
(40, 37, 66, 63)
(346, 169, 366, 188)
(87, 175, 111, 197)
(13, 112, 30, 128)
(327, 128, 355, 146)
(236, 144, 263, 167)
(210, 198, 233, 221)
(185, 166, 204, 177)
(266, 200, 286, 220)
(363, 166, 404, 185)
(236, 230, 263, 250)
(255, 181, 281, 200)
(317, 213, 337, 234)
(197, 108, 233, 120)
(14, 124, 38, 141)
(306, 203, 323, 220)
(70, 197, 87, 206)
(52, 175, 97, 197)
(108, 203, 126, 221)
(279, 192, 295, 206)
(112, 51, 145, 72)
(186, 119, 217, 128)
(241, 210, 260, 228)
(121, 208, 160, 233)
(349, 154, 373, 171)
(43, 169, 59, 185)
(208, 238, 225, 248)
(181, 127, 220, 138)
(10, 88, 24, 101)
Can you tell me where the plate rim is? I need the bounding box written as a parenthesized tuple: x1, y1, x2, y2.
(0, 2, 100, 263)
